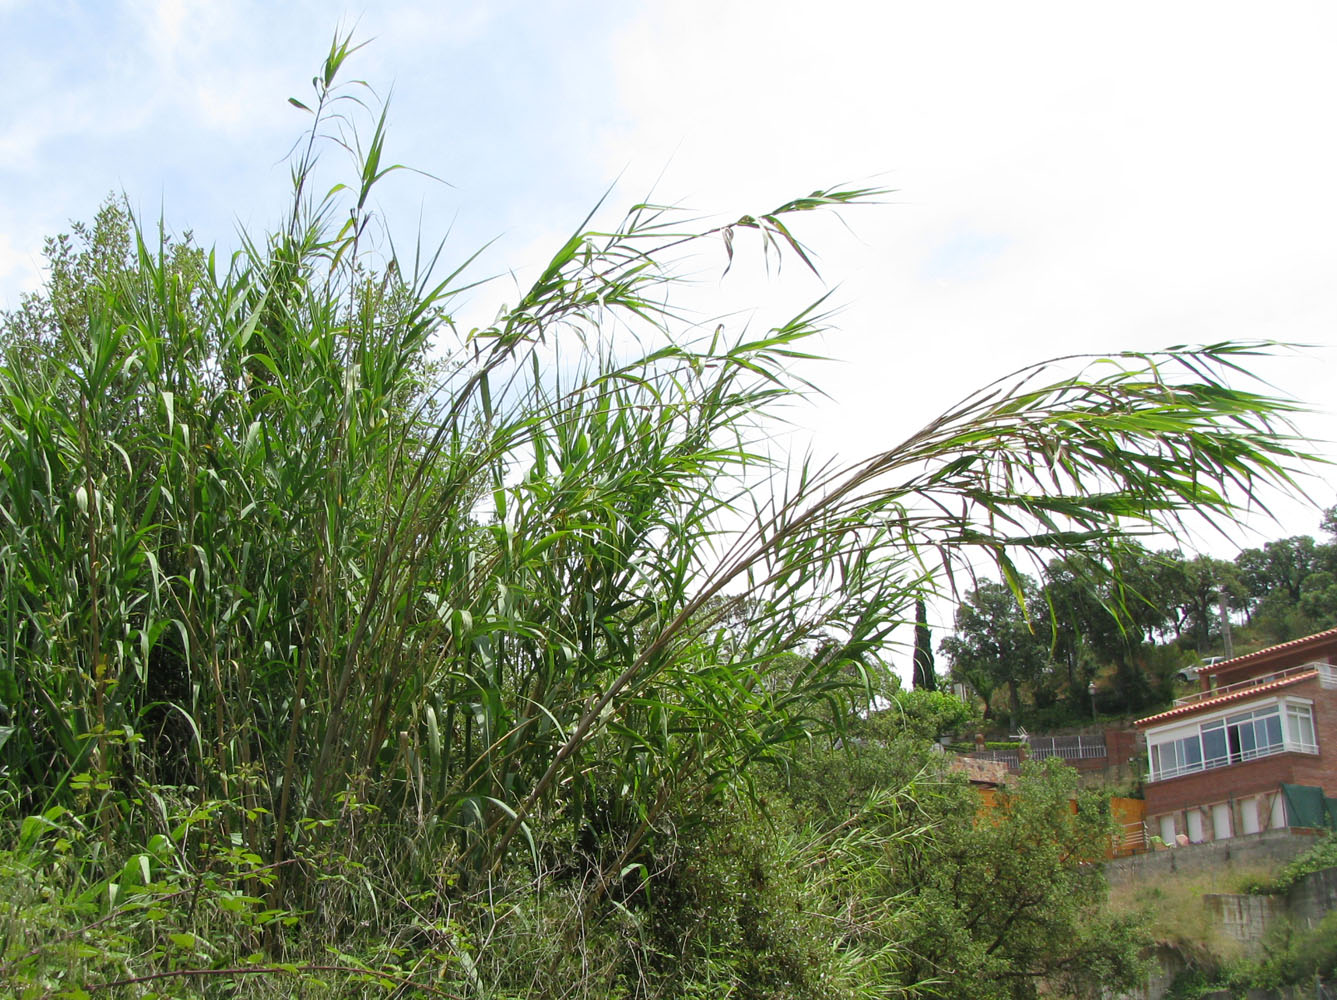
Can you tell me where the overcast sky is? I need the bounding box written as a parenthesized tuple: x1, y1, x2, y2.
(2, 1, 1334, 576)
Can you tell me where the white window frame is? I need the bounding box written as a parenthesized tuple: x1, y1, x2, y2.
(1145, 696, 1317, 782)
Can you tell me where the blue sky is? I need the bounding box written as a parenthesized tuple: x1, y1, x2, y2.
(2, 0, 1335, 565)
(0, 1, 637, 280)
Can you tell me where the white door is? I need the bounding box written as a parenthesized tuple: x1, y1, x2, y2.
(1241, 797, 1260, 834)
(1159, 814, 1176, 845)
(1212, 802, 1232, 839)
(1186, 809, 1204, 842)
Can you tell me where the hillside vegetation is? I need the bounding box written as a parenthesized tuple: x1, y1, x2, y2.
(1107, 835, 1337, 996)
(0, 36, 1317, 999)
(940, 517, 1337, 731)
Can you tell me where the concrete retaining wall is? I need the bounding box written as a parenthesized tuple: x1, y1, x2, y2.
(1105, 828, 1321, 885)
(1203, 891, 1286, 943)
(1289, 865, 1337, 929)
(1115, 865, 1337, 999)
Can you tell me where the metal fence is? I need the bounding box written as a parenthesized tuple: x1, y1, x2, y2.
(962, 733, 1108, 772)
(1027, 734, 1107, 761)
(965, 749, 1022, 768)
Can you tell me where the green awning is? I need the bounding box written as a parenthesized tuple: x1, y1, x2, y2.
(1281, 783, 1337, 830)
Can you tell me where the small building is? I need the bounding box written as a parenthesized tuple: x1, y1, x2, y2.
(1135, 627, 1337, 846)
(949, 753, 1010, 790)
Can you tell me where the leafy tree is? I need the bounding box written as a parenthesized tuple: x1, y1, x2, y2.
(1273, 535, 1325, 602)
(894, 759, 1149, 999)
(1236, 535, 1337, 640)
(1150, 551, 1243, 653)
(1038, 557, 1101, 699)
(1298, 569, 1337, 625)
(884, 686, 979, 744)
(949, 543, 1221, 725)
(941, 577, 1054, 725)
(779, 725, 1146, 999)
(1237, 535, 1326, 605)
(1040, 546, 1181, 712)
(1321, 502, 1337, 543)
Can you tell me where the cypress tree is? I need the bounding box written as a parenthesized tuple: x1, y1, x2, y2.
(913, 598, 936, 691)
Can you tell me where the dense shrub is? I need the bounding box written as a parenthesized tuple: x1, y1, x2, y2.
(0, 31, 1310, 999)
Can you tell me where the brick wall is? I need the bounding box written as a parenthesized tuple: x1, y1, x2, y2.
(1304, 681, 1337, 786)
(1107, 727, 1140, 765)
(1144, 678, 1337, 828)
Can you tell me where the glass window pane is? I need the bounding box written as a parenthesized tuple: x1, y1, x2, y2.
(1260, 713, 1282, 749)
(1180, 735, 1202, 768)
(1202, 727, 1227, 766)
(1288, 706, 1315, 748)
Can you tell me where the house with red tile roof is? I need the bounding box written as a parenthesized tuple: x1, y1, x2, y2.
(1134, 627, 1337, 845)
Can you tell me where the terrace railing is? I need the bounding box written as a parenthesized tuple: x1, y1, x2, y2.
(1172, 662, 1324, 708)
(1148, 737, 1319, 782)
(968, 749, 1021, 769)
(1028, 734, 1107, 761)
(962, 733, 1109, 771)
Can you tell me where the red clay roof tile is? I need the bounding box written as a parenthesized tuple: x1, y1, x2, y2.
(1202, 627, 1337, 678)
(1134, 669, 1317, 727)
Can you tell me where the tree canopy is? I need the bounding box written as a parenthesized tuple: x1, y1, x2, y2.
(941, 514, 1337, 726)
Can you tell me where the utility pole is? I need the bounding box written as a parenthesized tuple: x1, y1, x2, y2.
(1217, 588, 1234, 659)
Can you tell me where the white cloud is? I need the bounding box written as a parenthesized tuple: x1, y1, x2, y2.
(591, 0, 1337, 548)
(1, 0, 1331, 559)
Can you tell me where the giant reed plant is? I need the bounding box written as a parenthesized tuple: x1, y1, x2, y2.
(0, 33, 1316, 925)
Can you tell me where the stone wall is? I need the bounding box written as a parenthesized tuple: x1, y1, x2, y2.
(1116, 865, 1337, 1000)
(1289, 865, 1337, 929)
(1106, 828, 1321, 885)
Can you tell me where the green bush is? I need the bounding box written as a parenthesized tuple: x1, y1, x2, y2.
(1217, 912, 1337, 993)
(1247, 833, 1337, 895)
(1271, 834, 1337, 893)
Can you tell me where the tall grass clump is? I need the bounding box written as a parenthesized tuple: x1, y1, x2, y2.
(0, 32, 1318, 997)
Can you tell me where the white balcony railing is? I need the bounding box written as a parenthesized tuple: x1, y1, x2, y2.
(1148, 738, 1319, 782)
(1173, 662, 1323, 708)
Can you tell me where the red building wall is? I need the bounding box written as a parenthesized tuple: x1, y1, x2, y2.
(1141, 676, 1337, 841)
